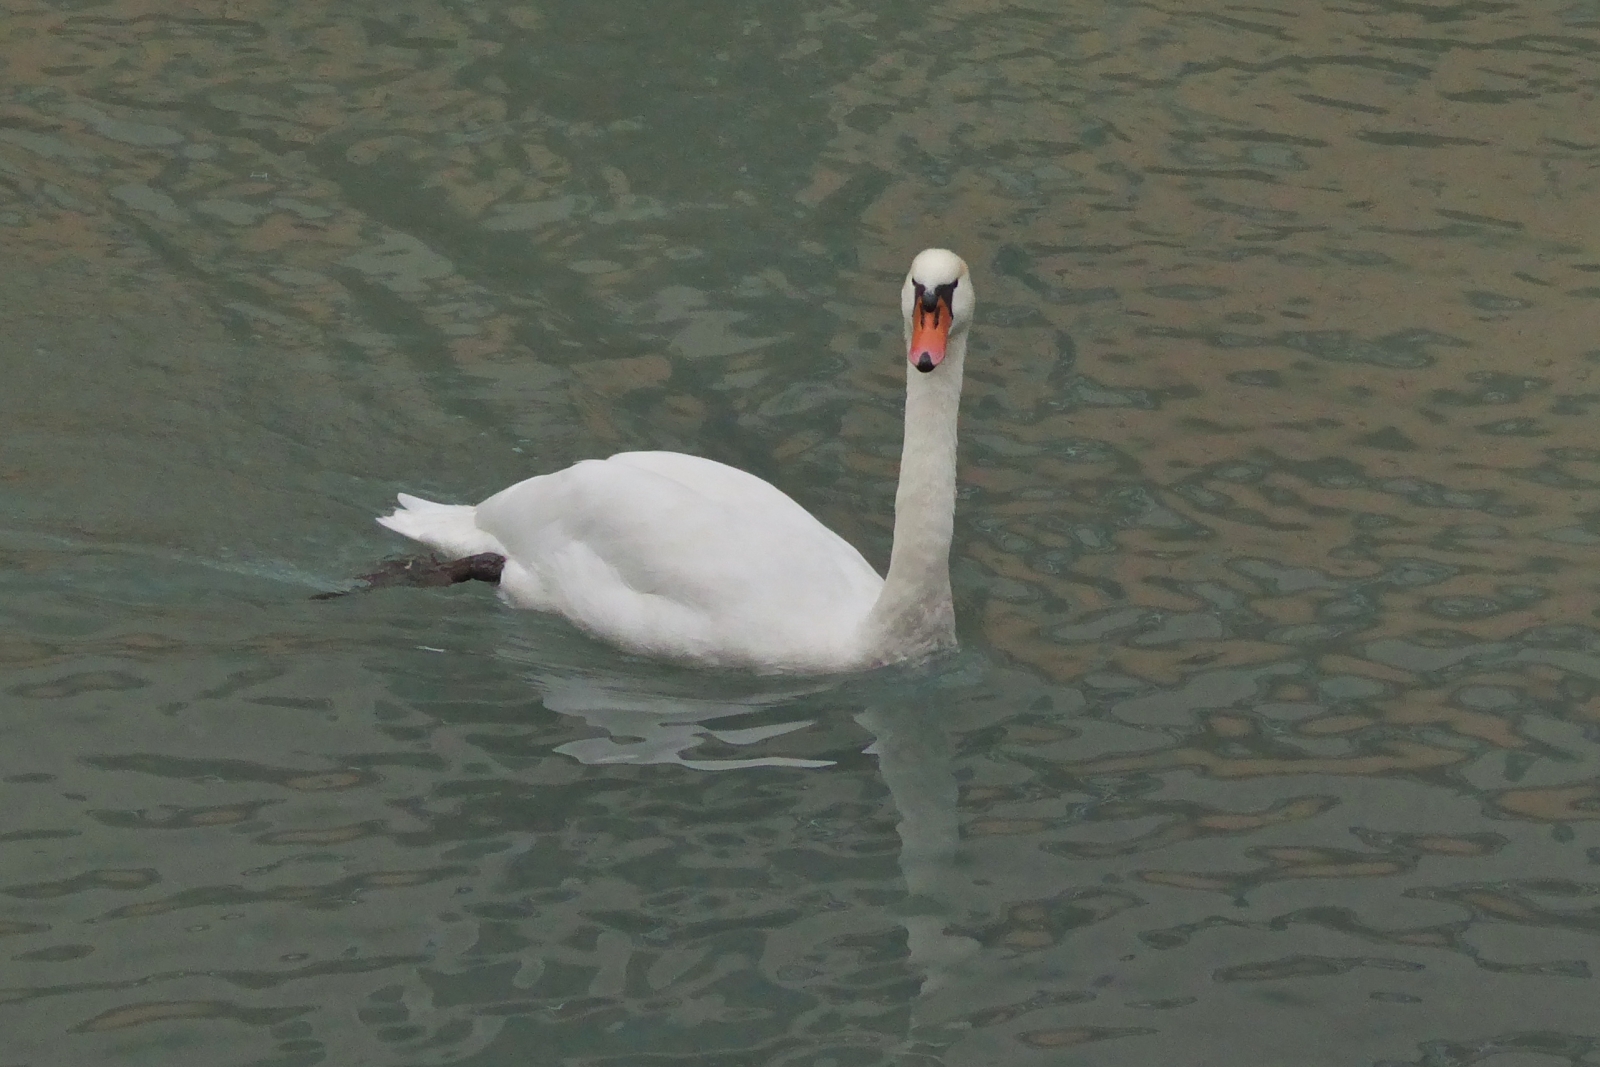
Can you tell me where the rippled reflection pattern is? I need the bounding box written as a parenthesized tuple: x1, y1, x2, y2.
(3, 0, 1600, 1063)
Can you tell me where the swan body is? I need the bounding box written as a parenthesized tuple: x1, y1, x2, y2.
(378, 249, 975, 673)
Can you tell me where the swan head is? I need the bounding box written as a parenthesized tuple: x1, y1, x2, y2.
(901, 248, 973, 374)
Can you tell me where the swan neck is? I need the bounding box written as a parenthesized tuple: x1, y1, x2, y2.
(862, 334, 964, 661)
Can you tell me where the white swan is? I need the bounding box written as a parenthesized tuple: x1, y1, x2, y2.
(376, 248, 974, 673)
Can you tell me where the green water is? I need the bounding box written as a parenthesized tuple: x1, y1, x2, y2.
(5, 0, 1600, 1063)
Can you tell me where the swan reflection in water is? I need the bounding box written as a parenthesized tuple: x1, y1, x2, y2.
(512, 639, 997, 1054)
(532, 667, 836, 771)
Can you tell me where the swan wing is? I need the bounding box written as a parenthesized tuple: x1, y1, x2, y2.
(607, 450, 804, 506)
(470, 453, 883, 669)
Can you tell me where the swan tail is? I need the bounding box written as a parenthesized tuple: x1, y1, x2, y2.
(377, 493, 508, 558)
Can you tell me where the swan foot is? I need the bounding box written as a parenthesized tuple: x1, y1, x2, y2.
(312, 552, 506, 600)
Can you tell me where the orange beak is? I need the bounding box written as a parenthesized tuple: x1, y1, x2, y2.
(909, 295, 951, 373)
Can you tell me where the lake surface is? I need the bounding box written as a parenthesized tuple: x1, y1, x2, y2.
(4, 0, 1600, 1063)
